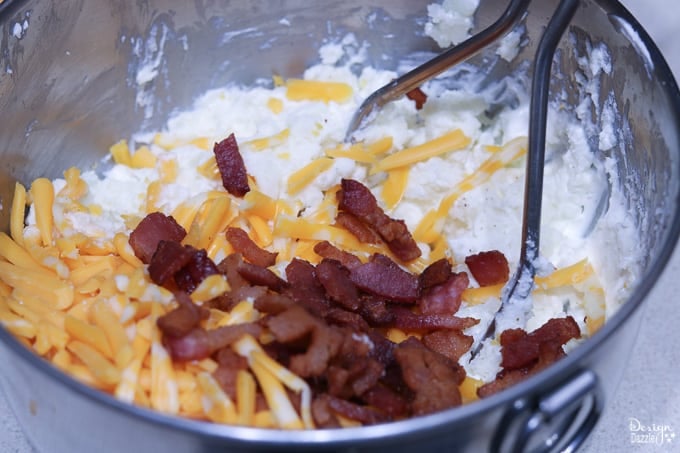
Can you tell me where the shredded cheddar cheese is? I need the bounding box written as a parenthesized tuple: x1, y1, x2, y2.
(414, 136, 527, 243)
(287, 157, 334, 195)
(371, 129, 470, 174)
(30, 178, 55, 247)
(285, 79, 352, 104)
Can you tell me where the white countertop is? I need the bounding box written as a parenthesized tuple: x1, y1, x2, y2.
(2, 0, 680, 451)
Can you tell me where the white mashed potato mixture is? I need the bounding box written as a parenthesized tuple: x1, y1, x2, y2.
(4, 1, 641, 424)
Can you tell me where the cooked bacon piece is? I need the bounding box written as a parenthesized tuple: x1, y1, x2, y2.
(347, 358, 384, 396)
(217, 253, 249, 290)
(326, 333, 382, 399)
(217, 285, 268, 313)
(324, 308, 370, 332)
(215, 253, 269, 306)
(406, 87, 427, 110)
(419, 258, 452, 289)
(337, 179, 421, 262)
(202, 294, 238, 312)
(389, 306, 479, 331)
(326, 365, 351, 398)
(477, 317, 581, 398)
(422, 330, 473, 362)
(530, 316, 582, 345)
(349, 254, 420, 303)
(174, 249, 219, 294)
(465, 250, 510, 287)
(265, 305, 342, 378)
(156, 291, 210, 338)
(316, 259, 360, 311)
(360, 383, 409, 419)
(129, 212, 186, 264)
(163, 323, 262, 362)
(419, 272, 469, 315)
(500, 316, 580, 370)
(225, 227, 277, 267)
(236, 261, 287, 291)
(213, 348, 249, 400)
(334, 212, 381, 245)
(359, 296, 395, 326)
(313, 240, 362, 270)
(214, 133, 250, 197)
(215, 346, 249, 368)
(478, 340, 567, 398)
(284, 258, 330, 317)
(367, 333, 397, 368)
(394, 337, 464, 416)
(326, 394, 390, 425)
(148, 240, 195, 286)
(477, 367, 531, 399)
(311, 395, 342, 428)
(253, 292, 295, 315)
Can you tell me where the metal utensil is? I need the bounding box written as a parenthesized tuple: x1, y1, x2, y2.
(345, 0, 580, 352)
(344, 0, 531, 142)
(473, 0, 581, 356)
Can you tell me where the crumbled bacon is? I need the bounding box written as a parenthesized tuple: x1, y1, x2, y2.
(311, 395, 342, 428)
(237, 261, 287, 291)
(148, 240, 194, 286)
(419, 258, 452, 289)
(313, 240, 362, 270)
(325, 333, 382, 399)
(337, 179, 421, 262)
(422, 330, 473, 363)
(419, 272, 469, 315)
(406, 87, 427, 110)
(326, 394, 390, 425)
(163, 323, 262, 362)
(477, 342, 564, 399)
(360, 384, 409, 419)
(129, 212, 186, 264)
(213, 348, 249, 401)
(327, 358, 382, 399)
(393, 337, 464, 416)
(265, 305, 343, 378)
(156, 291, 210, 338)
(140, 149, 580, 427)
(324, 308, 370, 332)
(316, 259, 360, 311)
(389, 306, 479, 331)
(284, 258, 330, 317)
(253, 292, 295, 315)
(214, 133, 250, 197)
(174, 249, 219, 294)
(500, 316, 580, 370)
(334, 212, 381, 245)
(349, 254, 421, 303)
(225, 227, 277, 267)
(465, 250, 510, 287)
(217, 253, 249, 288)
(359, 296, 395, 326)
(477, 317, 581, 398)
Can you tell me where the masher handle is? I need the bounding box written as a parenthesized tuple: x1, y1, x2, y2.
(472, 0, 581, 357)
(345, 0, 531, 141)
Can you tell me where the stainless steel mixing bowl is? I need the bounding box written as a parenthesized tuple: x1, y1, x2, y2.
(1, 0, 679, 451)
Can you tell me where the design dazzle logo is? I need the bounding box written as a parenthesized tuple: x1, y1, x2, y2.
(629, 417, 675, 446)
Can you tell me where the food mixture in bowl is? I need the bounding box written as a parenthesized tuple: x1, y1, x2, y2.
(0, 2, 641, 429)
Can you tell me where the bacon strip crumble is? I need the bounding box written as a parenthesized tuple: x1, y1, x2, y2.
(337, 178, 421, 262)
(214, 133, 250, 197)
